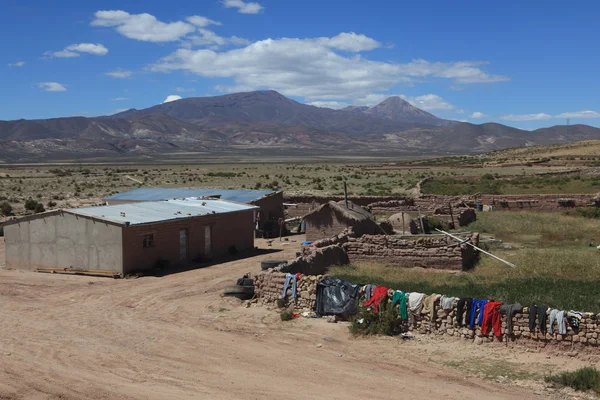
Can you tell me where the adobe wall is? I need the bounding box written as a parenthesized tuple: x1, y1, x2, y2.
(254, 274, 600, 353)
(477, 194, 598, 212)
(343, 233, 479, 270)
(285, 194, 474, 218)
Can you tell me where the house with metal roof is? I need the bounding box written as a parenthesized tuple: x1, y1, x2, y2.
(103, 188, 284, 238)
(2, 199, 258, 277)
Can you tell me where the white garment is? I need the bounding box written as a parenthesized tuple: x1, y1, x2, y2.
(440, 295, 458, 310)
(549, 309, 566, 335)
(408, 292, 425, 313)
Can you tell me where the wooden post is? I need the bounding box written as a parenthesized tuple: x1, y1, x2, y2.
(278, 218, 284, 242)
(343, 181, 348, 208)
(448, 202, 455, 230)
(402, 212, 405, 235)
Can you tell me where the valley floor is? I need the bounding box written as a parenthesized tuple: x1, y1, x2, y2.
(0, 238, 595, 399)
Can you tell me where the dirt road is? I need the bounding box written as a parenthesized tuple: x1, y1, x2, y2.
(0, 238, 590, 399)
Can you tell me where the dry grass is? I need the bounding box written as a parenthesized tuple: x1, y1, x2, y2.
(331, 211, 600, 311)
(0, 163, 571, 220)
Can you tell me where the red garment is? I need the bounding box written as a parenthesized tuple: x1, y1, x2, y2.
(295, 272, 302, 280)
(363, 286, 389, 313)
(481, 301, 503, 337)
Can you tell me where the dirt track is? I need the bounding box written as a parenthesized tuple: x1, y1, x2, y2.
(0, 238, 591, 399)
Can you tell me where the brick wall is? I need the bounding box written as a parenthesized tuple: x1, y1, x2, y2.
(255, 276, 600, 352)
(253, 192, 284, 237)
(121, 209, 254, 274)
(343, 233, 479, 270)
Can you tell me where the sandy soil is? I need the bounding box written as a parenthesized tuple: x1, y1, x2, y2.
(0, 238, 595, 399)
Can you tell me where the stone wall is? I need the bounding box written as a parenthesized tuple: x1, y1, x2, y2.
(253, 271, 322, 311)
(285, 194, 476, 219)
(343, 233, 480, 270)
(254, 276, 600, 352)
(286, 243, 349, 275)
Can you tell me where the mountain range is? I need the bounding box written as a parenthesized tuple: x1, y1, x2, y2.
(1, 90, 599, 160)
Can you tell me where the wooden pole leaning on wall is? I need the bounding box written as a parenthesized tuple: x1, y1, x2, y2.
(434, 228, 518, 269)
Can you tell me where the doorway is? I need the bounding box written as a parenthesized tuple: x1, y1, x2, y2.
(179, 229, 188, 262)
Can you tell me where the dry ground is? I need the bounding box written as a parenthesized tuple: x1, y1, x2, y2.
(0, 238, 596, 399)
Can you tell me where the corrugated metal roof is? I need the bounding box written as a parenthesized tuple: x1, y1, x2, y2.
(67, 199, 258, 226)
(103, 188, 278, 204)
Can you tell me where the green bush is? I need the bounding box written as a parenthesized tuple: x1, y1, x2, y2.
(545, 367, 600, 392)
(0, 201, 13, 216)
(280, 311, 293, 321)
(349, 300, 404, 336)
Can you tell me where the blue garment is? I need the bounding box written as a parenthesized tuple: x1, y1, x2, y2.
(281, 273, 297, 299)
(469, 299, 488, 329)
(364, 284, 377, 301)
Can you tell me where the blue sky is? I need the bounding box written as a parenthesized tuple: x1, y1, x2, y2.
(2, 0, 599, 130)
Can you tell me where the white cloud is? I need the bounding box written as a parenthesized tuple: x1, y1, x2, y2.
(92, 10, 196, 42)
(500, 113, 553, 121)
(184, 29, 250, 48)
(308, 101, 350, 109)
(321, 32, 381, 52)
(92, 10, 248, 49)
(112, 97, 129, 101)
(470, 111, 486, 119)
(105, 69, 132, 78)
(175, 87, 196, 93)
(163, 95, 183, 103)
(403, 94, 454, 110)
(222, 0, 264, 14)
(8, 61, 25, 67)
(556, 110, 600, 119)
(353, 93, 454, 110)
(150, 37, 507, 103)
(38, 82, 67, 92)
(49, 43, 108, 58)
(186, 16, 222, 27)
(500, 111, 600, 121)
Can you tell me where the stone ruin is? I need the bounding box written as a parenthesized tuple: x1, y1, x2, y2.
(278, 228, 479, 275)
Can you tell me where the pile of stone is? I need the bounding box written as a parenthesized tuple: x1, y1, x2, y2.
(253, 271, 322, 311)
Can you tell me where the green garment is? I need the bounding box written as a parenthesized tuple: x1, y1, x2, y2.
(391, 290, 408, 320)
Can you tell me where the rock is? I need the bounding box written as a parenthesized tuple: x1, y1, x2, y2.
(327, 316, 337, 323)
(473, 336, 484, 345)
(316, 343, 323, 348)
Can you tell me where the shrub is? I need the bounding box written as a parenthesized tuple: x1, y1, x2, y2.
(24, 198, 38, 211)
(280, 311, 293, 321)
(545, 367, 600, 392)
(34, 203, 45, 213)
(349, 301, 405, 336)
(47, 200, 57, 208)
(0, 201, 13, 216)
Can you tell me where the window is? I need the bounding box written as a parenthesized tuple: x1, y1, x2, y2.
(142, 234, 154, 248)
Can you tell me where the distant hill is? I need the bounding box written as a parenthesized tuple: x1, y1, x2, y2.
(362, 96, 453, 126)
(2, 90, 600, 160)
